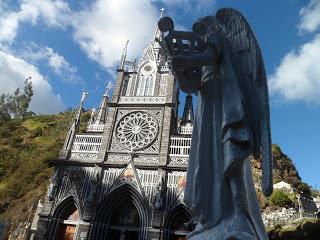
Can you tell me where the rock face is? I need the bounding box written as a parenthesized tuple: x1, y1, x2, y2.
(251, 144, 313, 211)
(251, 144, 304, 193)
(251, 144, 319, 229)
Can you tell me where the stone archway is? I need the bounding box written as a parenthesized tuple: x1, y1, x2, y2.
(164, 204, 193, 240)
(90, 184, 148, 240)
(49, 198, 80, 240)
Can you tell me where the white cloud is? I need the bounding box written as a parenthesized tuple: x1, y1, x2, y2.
(71, 0, 159, 68)
(20, 43, 82, 85)
(0, 0, 70, 46)
(299, 0, 320, 33)
(0, 50, 65, 114)
(269, 35, 320, 105)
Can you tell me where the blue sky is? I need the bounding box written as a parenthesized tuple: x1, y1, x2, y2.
(0, 0, 319, 189)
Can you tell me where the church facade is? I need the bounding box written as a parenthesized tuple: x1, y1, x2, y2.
(32, 20, 195, 240)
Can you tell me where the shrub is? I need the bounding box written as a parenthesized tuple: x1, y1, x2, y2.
(270, 190, 292, 208)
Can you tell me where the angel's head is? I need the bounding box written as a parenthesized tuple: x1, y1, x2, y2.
(192, 15, 224, 36)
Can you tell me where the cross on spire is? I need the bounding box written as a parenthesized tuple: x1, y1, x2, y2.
(105, 81, 113, 97)
(160, 8, 165, 18)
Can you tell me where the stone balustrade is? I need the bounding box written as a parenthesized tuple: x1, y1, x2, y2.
(118, 96, 166, 104)
(169, 136, 191, 157)
(71, 134, 102, 153)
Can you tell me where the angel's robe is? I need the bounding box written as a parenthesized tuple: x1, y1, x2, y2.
(182, 33, 268, 240)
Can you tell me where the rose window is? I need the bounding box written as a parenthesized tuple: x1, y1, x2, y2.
(116, 112, 158, 150)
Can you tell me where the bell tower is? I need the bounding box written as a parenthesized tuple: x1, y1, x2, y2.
(97, 19, 179, 166)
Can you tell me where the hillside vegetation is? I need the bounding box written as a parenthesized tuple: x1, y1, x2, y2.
(0, 113, 73, 234)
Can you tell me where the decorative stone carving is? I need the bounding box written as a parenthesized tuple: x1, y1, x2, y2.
(136, 169, 160, 204)
(166, 171, 186, 209)
(169, 156, 188, 165)
(110, 109, 162, 154)
(70, 152, 98, 161)
(47, 168, 61, 200)
(133, 155, 159, 164)
(119, 96, 166, 104)
(51, 167, 99, 220)
(116, 111, 158, 150)
(152, 176, 166, 210)
(107, 154, 131, 162)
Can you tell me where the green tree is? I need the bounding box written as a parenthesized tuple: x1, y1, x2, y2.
(0, 94, 11, 122)
(298, 182, 311, 196)
(0, 77, 34, 121)
(270, 190, 292, 208)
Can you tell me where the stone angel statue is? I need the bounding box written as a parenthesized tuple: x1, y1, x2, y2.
(159, 8, 272, 240)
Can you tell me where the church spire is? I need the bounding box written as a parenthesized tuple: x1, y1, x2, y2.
(138, 8, 167, 68)
(119, 40, 129, 70)
(94, 82, 112, 124)
(63, 91, 88, 150)
(179, 94, 194, 135)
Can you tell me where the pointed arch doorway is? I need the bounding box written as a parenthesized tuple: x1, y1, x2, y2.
(91, 184, 148, 240)
(164, 205, 193, 240)
(49, 198, 80, 240)
(108, 200, 140, 239)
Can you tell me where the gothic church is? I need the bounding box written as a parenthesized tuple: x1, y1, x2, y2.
(32, 15, 195, 240)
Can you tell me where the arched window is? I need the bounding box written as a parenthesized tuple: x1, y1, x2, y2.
(136, 62, 156, 96)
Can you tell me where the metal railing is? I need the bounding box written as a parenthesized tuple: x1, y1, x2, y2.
(169, 136, 191, 157)
(71, 134, 102, 153)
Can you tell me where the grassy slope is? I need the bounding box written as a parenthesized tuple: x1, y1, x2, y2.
(0, 113, 72, 233)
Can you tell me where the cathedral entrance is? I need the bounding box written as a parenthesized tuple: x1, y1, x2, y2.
(92, 184, 148, 240)
(54, 202, 79, 240)
(164, 205, 193, 240)
(107, 200, 140, 240)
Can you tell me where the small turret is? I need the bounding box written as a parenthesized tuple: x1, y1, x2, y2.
(180, 94, 194, 135)
(181, 94, 194, 124)
(95, 82, 112, 124)
(88, 108, 96, 125)
(87, 82, 113, 132)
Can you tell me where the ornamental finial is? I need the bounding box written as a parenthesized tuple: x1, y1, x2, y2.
(105, 81, 113, 97)
(160, 8, 165, 18)
(81, 90, 88, 102)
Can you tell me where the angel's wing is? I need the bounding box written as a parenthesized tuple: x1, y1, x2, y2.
(216, 8, 273, 196)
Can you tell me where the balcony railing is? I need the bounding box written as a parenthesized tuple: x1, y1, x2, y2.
(179, 124, 193, 135)
(169, 136, 191, 157)
(71, 134, 102, 153)
(119, 96, 166, 104)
